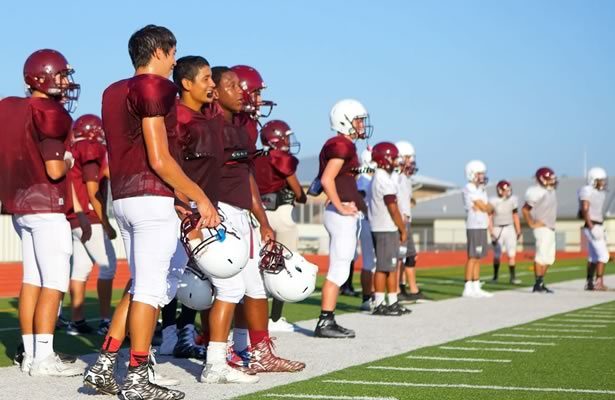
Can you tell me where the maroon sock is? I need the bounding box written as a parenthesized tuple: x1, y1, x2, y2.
(129, 350, 150, 367)
(249, 330, 268, 346)
(102, 335, 122, 353)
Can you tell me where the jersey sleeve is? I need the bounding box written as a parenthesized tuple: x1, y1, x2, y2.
(269, 150, 298, 177)
(578, 186, 592, 201)
(323, 139, 355, 161)
(511, 195, 519, 209)
(31, 100, 72, 161)
(525, 186, 544, 207)
(128, 75, 178, 118)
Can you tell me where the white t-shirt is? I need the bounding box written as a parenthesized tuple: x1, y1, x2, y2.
(462, 183, 489, 229)
(368, 169, 399, 232)
(525, 184, 557, 229)
(489, 195, 519, 226)
(394, 172, 413, 219)
(578, 185, 605, 223)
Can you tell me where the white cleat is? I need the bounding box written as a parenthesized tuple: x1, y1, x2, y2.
(20, 354, 33, 373)
(476, 288, 494, 298)
(200, 363, 259, 384)
(268, 317, 296, 333)
(159, 325, 178, 356)
(29, 353, 82, 377)
(462, 286, 480, 298)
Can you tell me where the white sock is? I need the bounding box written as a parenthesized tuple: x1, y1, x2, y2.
(374, 292, 385, 306)
(22, 334, 34, 357)
(34, 334, 54, 361)
(388, 293, 398, 305)
(206, 341, 227, 367)
(464, 281, 474, 291)
(232, 328, 249, 352)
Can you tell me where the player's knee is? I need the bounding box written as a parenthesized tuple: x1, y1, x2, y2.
(326, 262, 351, 287)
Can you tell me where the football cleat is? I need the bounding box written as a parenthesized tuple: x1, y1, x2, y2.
(118, 362, 184, 400)
(84, 350, 120, 395)
(200, 363, 259, 384)
(173, 325, 206, 360)
(248, 337, 305, 373)
(29, 353, 82, 377)
(314, 318, 355, 339)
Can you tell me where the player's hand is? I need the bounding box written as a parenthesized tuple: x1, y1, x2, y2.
(399, 229, 408, 244)
(103, 222, 117, 240)
(76, 212, 92, 243)
(516, 231, 522, 240)
(338, 201, 358, 216)
(260, 224, 275, 242)
(196, 197, 220, 228)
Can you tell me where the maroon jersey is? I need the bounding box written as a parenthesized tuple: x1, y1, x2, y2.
(218, 117, 253, 210)
(102, 74, 178, 200)
(0, 96, 72, 214)
(176, 103, 224, 206)
(65, 139, 107, 228)
(254, 150, 298, 195)
(317, 135, 366, 212)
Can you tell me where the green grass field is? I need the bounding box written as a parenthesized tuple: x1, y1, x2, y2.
(0, 258, 609, 368)
(238, 301, 615, 400)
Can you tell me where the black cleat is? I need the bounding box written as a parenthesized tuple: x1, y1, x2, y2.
(314, 318, 355, 339)
(67, 319, 94, 336)
(84, 350, 120, 395)
(118, 362, 184, 400)
(173, 325, 206, 360)
(533, 283, 554, 294)
(372, 303, 402, 316)
(389, 302, 412, 315)
(399, 291, 429, 303)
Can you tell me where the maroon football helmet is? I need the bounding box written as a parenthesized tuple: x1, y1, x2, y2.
(231, 65, 276, 118)
(371, 142, 399, 170)
(496, 180, 512, 198)
(260, 120, 300, 155)
(72, 114, 105, 144)
(23, 49, 80, 112)
(259, 240, 292, 274)
(536, 167, 558, 188)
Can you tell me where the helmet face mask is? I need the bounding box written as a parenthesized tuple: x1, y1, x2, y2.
(398, 155, 418, 175)
(371, 142, 399, 172)
(330, 99, 372, 140)
(465, 160, 487, 186)
(232, 65, 276, 119)
(587, 167, 608, 190)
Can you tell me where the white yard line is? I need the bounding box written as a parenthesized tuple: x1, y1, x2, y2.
(406, 355, 511, 363)
(322, 380, 615, 395)
(494, 333, 615, 340)
(531, 323, 607, 328)
(439, 346, 534, 353)
(550, 319, 614, 324)
(367, 366, 482, 373)
(467, 339, 555, 346)
(560, 315, 615, 320)
(263, 395, 399, 400)
(513, 327, 595, 333)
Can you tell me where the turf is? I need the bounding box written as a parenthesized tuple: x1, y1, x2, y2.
(237, 301, 615, 400)
(0, 258, 609, 368)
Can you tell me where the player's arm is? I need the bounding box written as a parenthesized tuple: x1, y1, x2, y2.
(286, 173, 307, 204)
(249, 173, 275, 242)
(385, 195, 407, 243)
(472, 199, 493, 213)
(142, 116, 219, 228)
(71, 180, 92, 243)
(488, 212, 495, 239)
(522, 204, 544, 229)
(580, 200, 593, 230)
(513, 209, 522, 238)
(321, 158, 357, 216)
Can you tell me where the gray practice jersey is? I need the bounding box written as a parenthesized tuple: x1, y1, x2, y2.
(578, 185, 605, 223)
(525, 185, 557, 229)
(489, 195, 519, 226)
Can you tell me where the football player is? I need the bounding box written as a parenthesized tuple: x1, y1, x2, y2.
(368, 142, 410, 316)
(0, 49, 81, 377)
(357, 148, 377, 311)
(578, 167, 609, 290)
(488, 180, 522, 284)
(523, 167, 558, 294)
(84, 25, 218, 400)
(65, 115, 118, 336)
(254, 120, 306, 332)
(461, 160, 494, 298)
(395, 141, 427, 302)
(314, 99, 372, 338)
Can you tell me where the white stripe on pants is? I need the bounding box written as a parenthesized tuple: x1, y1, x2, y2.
(324, 205, 360, 286)
(71, 224, 117, 281)
(12, 213, 72, 292)
(113, 196, 178, 308)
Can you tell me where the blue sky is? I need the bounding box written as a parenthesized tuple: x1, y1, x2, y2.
(2, 0, 614, 184)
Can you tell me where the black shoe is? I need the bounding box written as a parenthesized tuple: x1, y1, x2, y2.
(585, 281, 595, 291)
(399, 291, 429, 303)
(56, 315, 70, 330)
(173, 325, 206, 360)
(118, 362, 184, 400)
(533, 283, 554, 294)
(314, 318, 355, 338)
(57, 351, 77, 363)
(84, 350, 120, 395)
(67, 320, 94, 336)
(340, 286, 359, 297)
(389, 301, 412, 315)
(541, 284, 554, 294)
(372, 303, 402, 316)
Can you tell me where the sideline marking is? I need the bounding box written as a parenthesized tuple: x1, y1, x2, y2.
(467, 339, 555, 346)
(322, 380, 615, 395)
(550, 319, 614, 324)
(264, 395, 399, 400)
(494, 333, 615, 340)
(368, 366, 482, 373)
(439, 346, 534, 353)
(513, 327, 595, 333)
(406, 355, 511, 363)
(532, 323, 607, 328)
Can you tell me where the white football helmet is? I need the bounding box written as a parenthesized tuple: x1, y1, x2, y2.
(465, 160, 487, 185)
(259, 241, 318, 303)
(180, 214, 249, 279)
(176, 265, 214, 311)
(395, 140, 415, 158)
(330, 99, 373, 139)
(396, 140, 417, 175)
(587, 167, 607, 190)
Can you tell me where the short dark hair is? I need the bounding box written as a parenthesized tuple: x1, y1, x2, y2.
(211, 66, 232, 86)
(128, 25, 176, 69)
(173, 56, 210, 94)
